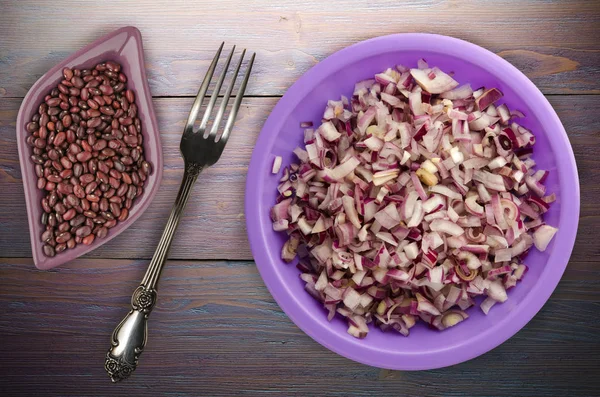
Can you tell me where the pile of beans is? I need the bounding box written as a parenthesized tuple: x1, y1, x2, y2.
(25, 61, 152, 257)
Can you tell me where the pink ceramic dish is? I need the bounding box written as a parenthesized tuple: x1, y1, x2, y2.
(16, 26, 163, 270)
(246, 34, 579, 370)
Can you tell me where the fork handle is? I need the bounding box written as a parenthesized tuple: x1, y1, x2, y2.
(105, 163, 202, 382)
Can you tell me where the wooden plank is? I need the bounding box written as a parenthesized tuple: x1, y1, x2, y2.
(0, 257, 598, 396)
(1, 95, 599, 260)
(1, 0, 599, 97)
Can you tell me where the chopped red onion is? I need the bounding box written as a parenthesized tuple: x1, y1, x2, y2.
(430, 219, 465, 237)
(475, 88, 503, 111)
(533, 225, 558, 251)
(410, 67, 459, 94)
(270, 61, 558, 338)
(480, 296, 497, 314)
(272, 156, 283, 174)
(440, 84, 473, 100)
(272, 219, 289, 231)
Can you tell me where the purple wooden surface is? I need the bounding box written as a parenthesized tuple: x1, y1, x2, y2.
(0, 1, 599, 396)
(0, 258, 598, 396)
(1, 96, 599, 261)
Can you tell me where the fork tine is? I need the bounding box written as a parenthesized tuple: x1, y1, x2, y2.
(218, 52, 256, 143)
(184, 42, 224, 133)
(199, 45, 236, 134)
(208, 49, 246, 140)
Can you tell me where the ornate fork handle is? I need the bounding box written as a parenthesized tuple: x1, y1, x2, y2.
(105, 164, 202, 382)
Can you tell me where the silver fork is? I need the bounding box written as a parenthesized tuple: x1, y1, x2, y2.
(105, 43, 255, 382)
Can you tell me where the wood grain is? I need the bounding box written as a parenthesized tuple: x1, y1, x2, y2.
(0, 0, 599, 98)
(0, 257, 598, 397)
(1, 96, 598, 260)
(1, 1, 599, 395)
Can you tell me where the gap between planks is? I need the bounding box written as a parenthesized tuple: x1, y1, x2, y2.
(2, 257, 600, 264)
(3, 94, 600, 100)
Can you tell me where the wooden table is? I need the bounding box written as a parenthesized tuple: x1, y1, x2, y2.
(1, 1, 599, 395)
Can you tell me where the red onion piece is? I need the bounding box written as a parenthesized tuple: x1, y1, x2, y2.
(270, 60, 558, 339)
(430, 219, 465, 237)
(440, 84, 473, 100)
(533, 225, 558, 251)
(475, 88, 503, 111)
(410, 67, 459, 94)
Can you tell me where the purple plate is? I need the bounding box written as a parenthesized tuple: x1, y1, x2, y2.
(245, 34, 579, 370)
(16, 26, 163, 270)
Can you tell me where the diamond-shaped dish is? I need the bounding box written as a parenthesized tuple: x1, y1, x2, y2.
(16, 26, 163, 270)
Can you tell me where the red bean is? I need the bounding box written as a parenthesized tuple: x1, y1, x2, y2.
(73, 184, 85, 198)
(27, 61, 153, 257)
(96, 227, 108, 238)
(54, 131, 66, 146)
(56, 232, 72, 244)
(76, 151, 92, 162)
(118, 208, 129, 221)
(43, 245, 56, 257)
(63, 208, 76, 221)
(75, 225, 92, 238)
(82, 234, 95, 245)
(60, 157, 73, 169)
